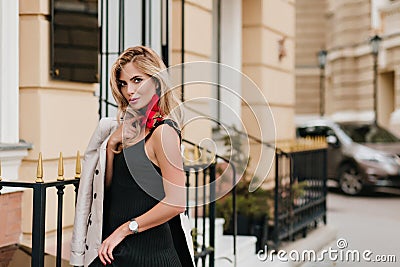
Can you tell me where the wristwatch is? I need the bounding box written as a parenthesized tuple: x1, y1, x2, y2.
(128, 219, 139, 234)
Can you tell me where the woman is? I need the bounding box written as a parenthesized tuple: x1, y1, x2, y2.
(70, 46, 194, 267)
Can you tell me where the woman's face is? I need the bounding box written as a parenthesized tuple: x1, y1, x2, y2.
(118, 62, 157, 110)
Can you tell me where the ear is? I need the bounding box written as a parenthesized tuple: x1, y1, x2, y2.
(152, 77, 161, 96)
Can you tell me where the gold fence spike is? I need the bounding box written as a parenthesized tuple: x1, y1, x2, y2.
(57, 152, 64, 181)
(35, 153, 44, 183)
(183, 147, 191, 165)
(194, 146, 200, 162)
(200, 148, 208, 164)
(75, 151, 81, 179)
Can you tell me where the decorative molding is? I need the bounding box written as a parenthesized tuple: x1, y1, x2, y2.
(0, 146, 29, 194)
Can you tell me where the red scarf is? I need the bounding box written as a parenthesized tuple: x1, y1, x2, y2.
(141, 94, 163, 129)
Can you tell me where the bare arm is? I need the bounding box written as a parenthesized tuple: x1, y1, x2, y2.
(134, 124, 186, 231)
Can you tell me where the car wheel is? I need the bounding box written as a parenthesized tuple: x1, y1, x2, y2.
(338, 164, 363, 196)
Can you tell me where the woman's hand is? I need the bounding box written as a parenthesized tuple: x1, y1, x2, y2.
(98, 222, 131, 265)
(107, 118, 139, 151)
(107, 123, 123, 151)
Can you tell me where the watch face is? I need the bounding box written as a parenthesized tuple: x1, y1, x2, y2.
(129, 220, 138, 232)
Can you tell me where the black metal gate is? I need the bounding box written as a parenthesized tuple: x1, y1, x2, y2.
(273, 147, 328, 248)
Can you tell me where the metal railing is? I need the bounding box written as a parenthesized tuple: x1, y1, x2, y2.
(273, 144, 327, 248)
(0, 152, 80, 267)
(182, 139, 237, 267)
(183, 161, 216, 267)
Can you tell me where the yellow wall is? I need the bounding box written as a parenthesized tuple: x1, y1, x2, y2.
(171, 0, 214, 143)
(242, 0, 296, 182)
(19, 0, 99, 235)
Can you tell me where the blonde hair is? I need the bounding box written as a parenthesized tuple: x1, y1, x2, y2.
(110, 46, 183, 128)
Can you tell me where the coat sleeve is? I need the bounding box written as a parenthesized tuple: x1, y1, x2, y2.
(70, 118, 111, 266)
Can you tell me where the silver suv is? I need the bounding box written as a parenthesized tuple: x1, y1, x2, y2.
(296, 119, 400, 195)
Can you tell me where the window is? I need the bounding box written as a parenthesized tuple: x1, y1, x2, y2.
(297, 126, 334, 138)
(51, 0, 99, 83)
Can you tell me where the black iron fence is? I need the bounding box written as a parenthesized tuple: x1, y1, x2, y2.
(0, 177, 79, 267)
(272, 145, 327, 248)
(183, 162, 216, 267)
(182, 139, 237, 267)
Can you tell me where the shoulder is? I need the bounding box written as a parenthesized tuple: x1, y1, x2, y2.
(151, 119, 181, 146)
(151, 121, 183, 165)
(153, 124, 180, 142)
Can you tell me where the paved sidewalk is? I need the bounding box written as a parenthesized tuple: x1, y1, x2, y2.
(245, 225, 338, 267)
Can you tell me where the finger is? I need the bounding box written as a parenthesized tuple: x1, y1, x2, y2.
(102, 247, 112, 264)
(98, 249, 106, 266)
(108, 246, 115, 261)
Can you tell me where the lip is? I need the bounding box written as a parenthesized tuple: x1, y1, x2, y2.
(129, 97, 139, 103)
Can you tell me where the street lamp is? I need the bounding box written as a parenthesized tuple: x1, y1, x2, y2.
(370, 34, 381, 124)
(318, 50, 328, 117)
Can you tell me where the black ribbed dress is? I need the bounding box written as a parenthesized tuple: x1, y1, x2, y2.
(89, 120, 192, 267)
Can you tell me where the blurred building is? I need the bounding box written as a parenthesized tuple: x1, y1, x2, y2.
(0, 0, 295, 259)
(296, 0, 400, 134)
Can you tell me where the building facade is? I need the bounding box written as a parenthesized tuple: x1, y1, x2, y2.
(0, 0, 295, 260)
(296, 0, 400, 134)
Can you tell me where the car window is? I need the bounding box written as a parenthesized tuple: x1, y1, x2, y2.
(338, 124, 400, 143)
(297, 126, 334, 138)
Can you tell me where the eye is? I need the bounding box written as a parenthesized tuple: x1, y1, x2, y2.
(133, 77, 143, 84)
(117, 80, 127, 88)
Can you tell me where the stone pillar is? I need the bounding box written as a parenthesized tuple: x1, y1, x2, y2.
(242, 0, 296, 182)
(218, 0, 242, 129)
(0, 0, 19, 144)
(389, 66, 400, 135)
(0, 0, 26, 250)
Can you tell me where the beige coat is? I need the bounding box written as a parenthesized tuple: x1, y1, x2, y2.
(70, 118, 194, 267)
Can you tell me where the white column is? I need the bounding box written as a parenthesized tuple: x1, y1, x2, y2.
(0, 0, 19, 144)
(371, 0, 391, 30)
(0, 0, 28, 187)
(220, 0, 242, 129)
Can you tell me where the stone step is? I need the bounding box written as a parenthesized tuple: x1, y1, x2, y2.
(190, 217, 225, 246)
(214, 235, 257, 267)
(190, 217, 262, 267)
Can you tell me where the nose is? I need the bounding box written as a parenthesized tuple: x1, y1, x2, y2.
(126, 82, 136, 95)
